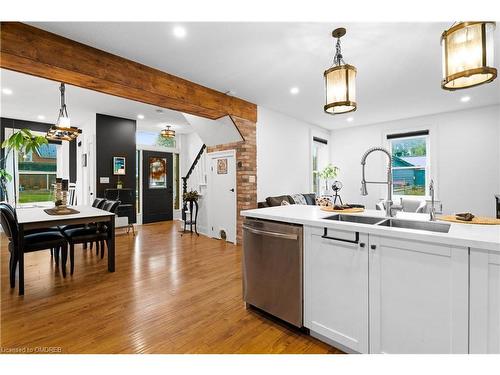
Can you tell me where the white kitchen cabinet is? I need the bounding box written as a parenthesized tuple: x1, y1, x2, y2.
(304, 226, 369, 353)
(368, 235, 469, 354)
(470, 249, 500, 354)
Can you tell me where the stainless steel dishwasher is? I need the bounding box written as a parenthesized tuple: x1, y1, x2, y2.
(242, 217, 303, 327)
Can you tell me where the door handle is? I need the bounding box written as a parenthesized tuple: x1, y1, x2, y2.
(230, 188, 235, 192)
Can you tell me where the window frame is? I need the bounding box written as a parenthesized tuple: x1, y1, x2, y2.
(388, 132, 431, 201)
(311, 135, 329, 195)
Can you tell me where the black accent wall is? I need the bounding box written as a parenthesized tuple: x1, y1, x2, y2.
(95, 114, 136, 223)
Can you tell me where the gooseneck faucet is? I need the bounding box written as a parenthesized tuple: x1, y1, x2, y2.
(429, 179, 436, 221)
(361, 147, 393, 217)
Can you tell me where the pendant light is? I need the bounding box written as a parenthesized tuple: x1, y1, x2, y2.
(324, 27, 357, 115)
(441, 22, 497, 90)
(46, 83, 81, 141)
(160, 125, 175, 139)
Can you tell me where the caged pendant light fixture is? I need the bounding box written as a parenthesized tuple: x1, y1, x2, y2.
(324, 27, 357, 115)
(46, 83, 81, 141)
(160, 125, 175, 139)
(441, 22, 497, 90)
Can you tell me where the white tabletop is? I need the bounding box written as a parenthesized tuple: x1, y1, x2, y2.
(16, 205, 115, 225)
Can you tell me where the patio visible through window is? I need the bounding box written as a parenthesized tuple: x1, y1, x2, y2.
(389, 135, 428, 197)
(18, 143, 58, 203)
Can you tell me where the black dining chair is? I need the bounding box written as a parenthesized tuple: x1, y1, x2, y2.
(0, 204, 69, 292)
(1, 202, 63, 265)
(62, 200, 120, 275)
(60, 197, 108, 250)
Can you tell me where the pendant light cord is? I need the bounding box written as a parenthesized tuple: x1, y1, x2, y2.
(58, 83, 69, 120)
(332, 37, 345, 67)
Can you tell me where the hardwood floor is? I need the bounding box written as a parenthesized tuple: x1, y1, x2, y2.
(1, 221, 341, 354)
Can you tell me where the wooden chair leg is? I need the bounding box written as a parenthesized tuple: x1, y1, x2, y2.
(50, 248, 53, 258)
(61, 245, 68, 278)
(83, 242, 87, 249)
(54, 247, 60, 266)
(90, 242, 93, 250)
(70, 244, 74, 275)
(96, 241, 99, 256)
(100, 240, 105, 259)
(9, 251, 16, 288)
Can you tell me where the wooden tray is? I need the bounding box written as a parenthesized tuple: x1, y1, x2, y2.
(437, 215, 500, 225)
(320, 206, 365, 213)
(44, 207, 80, 216)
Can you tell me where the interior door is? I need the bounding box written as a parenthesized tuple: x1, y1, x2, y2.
(142, 150, 173, 224)
(209, 152, 236, 243)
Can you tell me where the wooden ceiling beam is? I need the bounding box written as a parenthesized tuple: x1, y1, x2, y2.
(0, 22, 257, 123)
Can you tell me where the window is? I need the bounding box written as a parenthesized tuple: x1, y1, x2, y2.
(388, 130, 430, 197)
(312, 136, 329, 195)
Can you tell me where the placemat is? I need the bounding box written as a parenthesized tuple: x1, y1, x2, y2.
(44, 207, 80, 216)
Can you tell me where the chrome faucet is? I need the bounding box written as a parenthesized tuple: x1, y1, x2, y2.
(429, 179, 436, 221)
(361, 147, 393, 217)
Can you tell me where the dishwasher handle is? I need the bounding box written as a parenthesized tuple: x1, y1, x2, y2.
(243, 224, 299, 241)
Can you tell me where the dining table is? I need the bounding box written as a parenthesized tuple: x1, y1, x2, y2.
(15, 205, 116, 295)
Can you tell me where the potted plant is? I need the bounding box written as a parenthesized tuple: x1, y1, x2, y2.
(183, 190, 199, 202)
(315, 164, 339, 194)
(0, 128, 48, 205)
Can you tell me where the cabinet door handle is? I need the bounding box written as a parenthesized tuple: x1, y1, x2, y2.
(321, 228, 359, 244)
(371, 245, 377, 250)
(359, 243, 366, 248)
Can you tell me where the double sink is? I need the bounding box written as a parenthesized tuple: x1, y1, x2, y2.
(325, 214, 451, 233)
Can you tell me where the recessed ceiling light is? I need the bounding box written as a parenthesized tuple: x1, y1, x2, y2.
(2, 88, 13, 95)
(173, 26, 187, 38)
(290, 87, 300, 95)
(137, 114, 145, 120)
(460, 96, 471, 103)
(37, 115, 46, 120)
(347, 117, 354, 122)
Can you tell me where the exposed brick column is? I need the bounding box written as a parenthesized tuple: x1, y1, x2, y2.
(207, 117, 257, 244)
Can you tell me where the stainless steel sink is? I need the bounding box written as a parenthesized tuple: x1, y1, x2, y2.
(377, 218, 451, 233)
(325, 214, 385, 225)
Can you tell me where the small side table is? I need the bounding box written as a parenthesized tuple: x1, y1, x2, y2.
(181, 199, 199, 236)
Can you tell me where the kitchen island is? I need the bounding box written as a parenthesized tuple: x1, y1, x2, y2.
(241, 205, 500, 354)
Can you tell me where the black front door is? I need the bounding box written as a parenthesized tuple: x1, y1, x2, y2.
(142, 151, 173, 224)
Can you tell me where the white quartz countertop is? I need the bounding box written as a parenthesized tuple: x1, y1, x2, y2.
(241, 205, 500, 252)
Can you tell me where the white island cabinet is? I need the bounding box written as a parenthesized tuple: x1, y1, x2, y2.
(368, 235, 469, 354)
(470, 249, 500, 354)
(241, 205, 500, 354)
(304, 226, 369, 353)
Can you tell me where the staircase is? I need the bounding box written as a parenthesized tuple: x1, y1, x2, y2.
(182, 144, 206, 221)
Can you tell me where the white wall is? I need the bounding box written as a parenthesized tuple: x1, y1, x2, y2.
(76, 117, 96, 205)
(330, 105, 500, 216)
(257, 106, 330, 201)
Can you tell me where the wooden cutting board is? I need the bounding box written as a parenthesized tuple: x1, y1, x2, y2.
(320, 207, 365, 213)
(437, 215, 500, 225)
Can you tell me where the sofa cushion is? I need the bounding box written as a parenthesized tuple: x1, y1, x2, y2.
(302, 193, 317, 205)
(291, 194, 307, 205)
(266, 195, 294, 207)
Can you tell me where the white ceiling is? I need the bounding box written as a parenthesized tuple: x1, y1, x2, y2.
(0, 68, 194, 134)
(27, 22, 500, 130)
